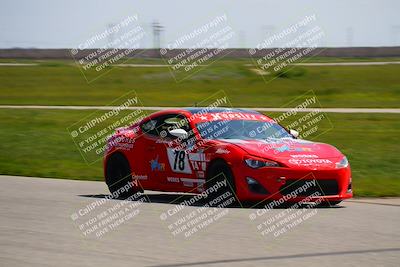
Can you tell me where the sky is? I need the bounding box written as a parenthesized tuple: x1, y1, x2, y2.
(1, 0, 399, 48)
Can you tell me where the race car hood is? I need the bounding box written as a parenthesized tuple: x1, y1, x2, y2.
(217, 138, 344, 168)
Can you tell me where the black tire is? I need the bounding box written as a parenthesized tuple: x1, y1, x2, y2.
(317, 200, 342, 207)
(205, 160, 239, 207)
(105, 153, 138, 199)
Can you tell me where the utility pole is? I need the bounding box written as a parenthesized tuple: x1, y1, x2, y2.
(152, 20, 163, 49)
(152, 20, 164, 57)
(107, 23, 116, 48)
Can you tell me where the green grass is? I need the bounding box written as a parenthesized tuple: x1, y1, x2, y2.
(0, 109, 101, 180)
(0, 109, 399, 197)
(0, 58, 400, 108)
(0, 58, 399, 196)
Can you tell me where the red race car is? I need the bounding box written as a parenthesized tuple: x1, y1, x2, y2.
(104, 108, 352, 206)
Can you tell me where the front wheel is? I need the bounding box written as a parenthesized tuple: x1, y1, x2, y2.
(205, 160, 239, 207)
(317, 200, 342, 207)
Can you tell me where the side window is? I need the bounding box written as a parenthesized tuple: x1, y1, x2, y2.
(141, 119, 158, 136)
(157, 114, 190, 139)
(141, 114, 191, 139)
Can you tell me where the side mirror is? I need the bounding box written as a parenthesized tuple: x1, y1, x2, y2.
(169, 128, 188, 139)
(290, 129, 299, 138)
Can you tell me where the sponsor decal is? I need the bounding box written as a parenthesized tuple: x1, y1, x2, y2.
(115, 143, 134, 150)
(167, 148, 192, 174)
(198, 112, 274, 122)
(264, 138, 311, 144)
(108, 136, 136, 151)
(188, 152, 210, 162)
(156, 139, 170, 144)
(191, 161, 207, 171)
(180, 178, 205, 188)
(297, 147, 312, 152)
(132, 173, 148, 180)
(167, 177, 180, 183)
(188, 152, 210, 172)
(182, 180, 193, 187)
(215, 148, 230, 154)
(288, 158, 332, 165)
(290, 154, 319, 158)
(275, 145, 313, 153)
(150, 155, 165, 171)
(196, 171, 205, 179)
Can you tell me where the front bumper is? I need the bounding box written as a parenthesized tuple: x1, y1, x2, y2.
(232, 165, 353, 202)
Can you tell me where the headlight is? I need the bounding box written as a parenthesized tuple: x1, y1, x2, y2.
(336, 156, 349, 168)
(244, 157, 280, 168)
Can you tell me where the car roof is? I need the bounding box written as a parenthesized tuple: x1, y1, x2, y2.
(184, 107, 260, 115)
(146, 107, 260, 118)
(141, 107, 264, 124)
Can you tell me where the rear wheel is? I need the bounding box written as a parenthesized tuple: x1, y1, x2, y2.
(105, 153, 139, 199)
(206, 160, 239, 207)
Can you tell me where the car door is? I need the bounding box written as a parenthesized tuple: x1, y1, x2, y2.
(141, 113, 198, 191)
(139, 117, 166, 190)
(161, 114, 208, 192)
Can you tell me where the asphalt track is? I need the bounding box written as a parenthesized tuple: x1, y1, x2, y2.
(1, 105, 400, 114)
(0, 175, 399, 267)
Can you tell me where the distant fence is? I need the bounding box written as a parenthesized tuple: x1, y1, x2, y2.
(1, 47, 400, 59)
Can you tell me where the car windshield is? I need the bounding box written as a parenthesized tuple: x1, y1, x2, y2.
(196, 120, 293, 140)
